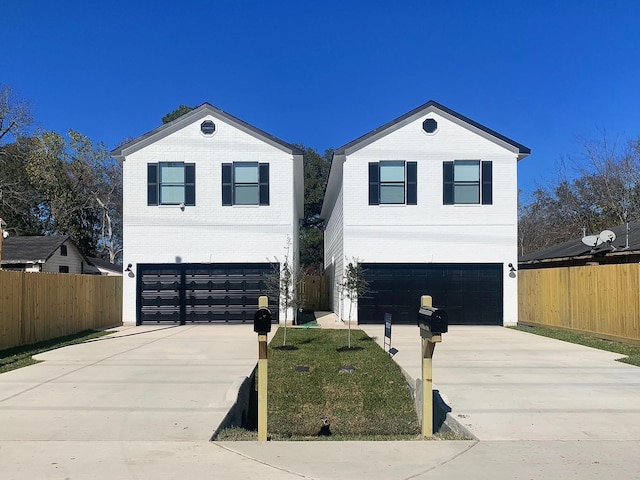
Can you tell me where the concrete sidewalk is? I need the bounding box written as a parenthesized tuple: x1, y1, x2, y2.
(1, 322, 639, 479)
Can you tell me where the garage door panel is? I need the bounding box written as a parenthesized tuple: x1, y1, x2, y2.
(359, 263, 502, 325)
(141, 281, 180, 291)
(137, 263, 277, 325)
(185, 306, 254, 323)
(140, 307, 181, 323)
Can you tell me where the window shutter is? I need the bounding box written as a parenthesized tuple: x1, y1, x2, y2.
(407, 161, 417, 205)
(222, 163, 232, 206)
(481, 161, 493, 205)
(369, 162, 380, 205)
(443, 161, 454, 205)
(147, 163, 158, 205)
(185, 163, 196, 206)
(259, 163, 269, 205)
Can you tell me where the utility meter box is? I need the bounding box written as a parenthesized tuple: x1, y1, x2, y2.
(253, 308, 272, 334)
(417, 306, 449, 335)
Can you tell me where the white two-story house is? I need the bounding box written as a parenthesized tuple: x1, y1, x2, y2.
(112, 104, 303, 325)
(321, 100, 530, 326)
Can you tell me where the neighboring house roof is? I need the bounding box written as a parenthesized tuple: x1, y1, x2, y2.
(87, 257, 123, 274)
(2, 235, 74, 264)
(111, 102, 304, 159)
(333, 100, 531, 157)
(519, 219, 640, 267)
(321, 100, 531, 219)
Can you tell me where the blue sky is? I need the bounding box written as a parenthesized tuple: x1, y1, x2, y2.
(3, 0, 640, 199)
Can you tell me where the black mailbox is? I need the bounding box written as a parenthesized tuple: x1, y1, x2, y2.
(253, 307, 272, 334)
(417, 306, 449, 334)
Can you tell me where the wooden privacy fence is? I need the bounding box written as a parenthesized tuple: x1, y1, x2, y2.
(299, 275, 330, 311)
(518, 264, 640, 344)
(0, 270, 122, 350)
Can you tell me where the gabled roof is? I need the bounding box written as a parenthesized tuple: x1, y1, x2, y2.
(87, 257, 123, 274)
(519, 219, 640, 265)
(2, 235, 74, 264)
(321, 100, 530, 219)
(111, 103, 304, 159)
(333, 100, 531, 157)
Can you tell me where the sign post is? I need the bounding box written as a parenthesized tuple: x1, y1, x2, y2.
(383, 313, 392, 353)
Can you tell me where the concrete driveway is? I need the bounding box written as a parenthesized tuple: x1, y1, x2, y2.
(360, 325, 640, 441)
(1, 325, 257, 442)
(1, 323, 639, 479)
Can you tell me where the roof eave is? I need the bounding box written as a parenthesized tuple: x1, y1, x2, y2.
(320, 153, 345, 220)
(334, 100, 531, 157)
(519, 248, 640, 266)
(111, 103, 303, 159)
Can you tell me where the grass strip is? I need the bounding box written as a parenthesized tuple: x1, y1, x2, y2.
(511, 325, 640, 367)
(268, 328, 420, 439)
(0, 329, 113, 374)
(217, 328, 468, 441)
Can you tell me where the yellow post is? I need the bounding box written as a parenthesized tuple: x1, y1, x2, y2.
(421, 295, 433, 437)
(257, 295, 269, 441)
(422, 337, 435, 437)
(420, 295, 441, 438)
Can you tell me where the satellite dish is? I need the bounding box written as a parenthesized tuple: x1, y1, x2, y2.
(581, 235, 602, 247)
(599, 230, 616, 243)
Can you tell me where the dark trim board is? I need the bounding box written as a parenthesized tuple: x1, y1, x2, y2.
(358, 263, 503, 325)
(136, 263, 278, 325)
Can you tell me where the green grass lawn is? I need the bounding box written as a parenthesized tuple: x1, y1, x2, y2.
(267, 328, 420, 439)
(217, 327, 426, 441)
(511, 325, 640, 367)
(0, 330, 113, 374)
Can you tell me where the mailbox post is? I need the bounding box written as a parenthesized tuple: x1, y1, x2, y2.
(417, 295, 448, 438)
(254, 295, 272, 441)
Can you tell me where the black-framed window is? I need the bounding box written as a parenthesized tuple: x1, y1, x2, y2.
(60, 245, 67, 256)
(443, 160, 492, 205)
(368, 161, 417, 205)
(59, 265, 69, 273)
(222, 162, 269, 206)
(147, 162, 196, 206)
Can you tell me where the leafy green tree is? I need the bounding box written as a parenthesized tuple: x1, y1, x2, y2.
(0, 85, 32, 143)
(519, 135, 640, 255)
(0, 86, 122, 261)
(296, 145, 332, 271)
(162, 105, 195, 124)
(25, 130, 122, 259)
(0, 137, 44, 236)
(0, 86, 40, 236)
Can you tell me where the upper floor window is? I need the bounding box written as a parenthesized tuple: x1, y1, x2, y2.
(60, 245, 67, 256)
(369, 161, 417, 205)
(443, 160, 492, 205)
(147, 162, 196, 206)
(222, 162, 269, 206)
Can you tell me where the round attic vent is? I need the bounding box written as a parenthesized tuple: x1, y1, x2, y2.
(422, 118, 438, 134)
(201, 120, 216, 135)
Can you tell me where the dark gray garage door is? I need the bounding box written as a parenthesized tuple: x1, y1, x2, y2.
(358, 263, 503, 325)
(137, 263, 278, 325)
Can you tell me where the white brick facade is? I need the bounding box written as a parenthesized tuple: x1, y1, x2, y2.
(321, 101, 530, 325)
(113, 104, 303, 324)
